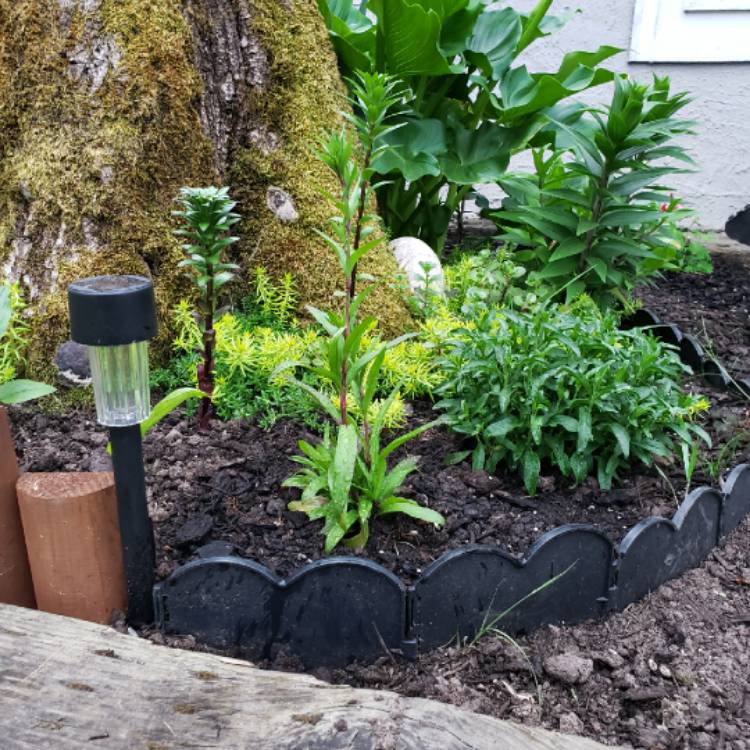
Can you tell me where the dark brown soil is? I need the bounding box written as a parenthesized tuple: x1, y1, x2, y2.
(639, 251, 750, 377)
(10, 390, 745, 585)
(7, 246, 750, 748)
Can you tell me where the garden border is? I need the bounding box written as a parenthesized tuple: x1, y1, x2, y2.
(154, 311, 750, 667)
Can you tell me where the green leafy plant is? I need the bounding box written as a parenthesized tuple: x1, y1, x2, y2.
(279, 75, 445, 552)
(704, 431, 750, 481)
(319, 0, 618, 250)
(173, 186, 241, 428)
(486, 75, 697, 307)
(400, 261, 444, 320)
(444, 248, 540, 313)
(672, 229, 713, 275)
(436, 297, 710, 494)
(0, 283, 55, 404)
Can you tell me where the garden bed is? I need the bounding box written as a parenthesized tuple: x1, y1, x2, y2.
(7, 246, 750, 749)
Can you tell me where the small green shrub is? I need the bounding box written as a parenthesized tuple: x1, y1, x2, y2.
(486, 75, 699, 307)
(435, 297, 710, 494)
(173, 186, 241, 427)
(443, 248, 540, 313)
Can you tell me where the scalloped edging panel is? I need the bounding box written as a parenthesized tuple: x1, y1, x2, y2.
(276, 558, 407, 667)
(154, 557, 280, 658)
(721, 463, 750, 538)
(615, 487, 722, 610)
(413, 526, 614, 650)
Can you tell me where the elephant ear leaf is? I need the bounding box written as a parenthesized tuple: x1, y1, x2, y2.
(467, 7, 522, 80)
(373, 119, 446, 181)
(367, 0, 452, 76)
(318, 0, 375, 72)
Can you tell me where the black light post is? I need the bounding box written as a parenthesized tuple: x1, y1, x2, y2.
(68, 275, 158, 624)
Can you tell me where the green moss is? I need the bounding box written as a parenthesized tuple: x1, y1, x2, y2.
(228, 0, 412, 335)
(0, 0, 410, 382)
(0, 0, 214, 378)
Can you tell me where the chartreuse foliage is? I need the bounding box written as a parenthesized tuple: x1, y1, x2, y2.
(278, 75, 445, 552)
(435, 297, 710, 495)
(486, 75, 704, 307)
(319, 0, 618, 250)
(153, 266, 442, 430)
(0, 283, 55, 404)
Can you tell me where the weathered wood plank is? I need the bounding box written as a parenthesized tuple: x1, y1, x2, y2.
(0, 604, 620, 750)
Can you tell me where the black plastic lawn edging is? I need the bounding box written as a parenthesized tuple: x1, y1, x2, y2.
(620, 306, 750, 395)
(152, 309, 750, 668)
(153, 466, 750, 668)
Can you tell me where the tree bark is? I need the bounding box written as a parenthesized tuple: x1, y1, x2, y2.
(0, 0, 409, 377)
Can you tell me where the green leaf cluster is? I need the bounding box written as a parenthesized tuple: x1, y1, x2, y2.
(319, 0, 618, 250)
(443, 248, 540, 313)
(173, 187, 241, 311)
(0, 283, 55, 404)
(435, 297, 711, 494)
(486, 75, 701, 307)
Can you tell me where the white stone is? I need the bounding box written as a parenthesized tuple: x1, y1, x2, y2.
(266, 186, 299, 223)
(389, 236, 445, 296)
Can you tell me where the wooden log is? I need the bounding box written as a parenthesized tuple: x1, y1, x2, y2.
(16, 473, 126, 624)
(0, 407, 35, 608)
(0, 604, 621, 750)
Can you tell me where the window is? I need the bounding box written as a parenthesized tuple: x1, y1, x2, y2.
(631, 0, 750, 62)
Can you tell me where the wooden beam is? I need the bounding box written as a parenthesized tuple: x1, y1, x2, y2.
(0, 604, 621, 750)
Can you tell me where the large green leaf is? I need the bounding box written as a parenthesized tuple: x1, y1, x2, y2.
(467, 7, 522, 79)
(439, 121, 513, 184)
(500, 47, 619, 121)
(317, 0, 375, 71)
(329, 423, 358, 516)
(368, 0, 452, 76)
(373, 119, 446, 181)
(0, 379, 56, 405)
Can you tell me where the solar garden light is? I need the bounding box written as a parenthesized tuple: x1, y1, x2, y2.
(68, 275, 158, 624)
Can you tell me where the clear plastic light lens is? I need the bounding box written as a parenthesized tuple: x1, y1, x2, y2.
(88, 341, 150, 427)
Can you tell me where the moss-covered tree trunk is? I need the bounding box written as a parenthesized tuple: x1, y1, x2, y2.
(0, 0, 409, 376)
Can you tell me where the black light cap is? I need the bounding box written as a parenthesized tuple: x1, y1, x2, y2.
(68, 275, 158, 347)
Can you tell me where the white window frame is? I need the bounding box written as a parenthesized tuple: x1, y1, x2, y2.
(631, 0, 750, 63)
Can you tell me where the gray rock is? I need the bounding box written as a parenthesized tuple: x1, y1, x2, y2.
(389, 236, 445, 296)
(54, 340, 92, 386)
(543, 653, 594, 685)
(266, 186, 299, 222)
(558, 712, 584, 736)
(592, 649, 626, 670)
(175, 514, 213, 546)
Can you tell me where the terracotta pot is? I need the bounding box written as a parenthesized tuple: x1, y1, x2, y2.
(0, 406, 36, 608)
(17, 472, 127, 624)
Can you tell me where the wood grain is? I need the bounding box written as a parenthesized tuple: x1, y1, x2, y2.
(0, 604, 621, 750)
(16, 472, 126, 623)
